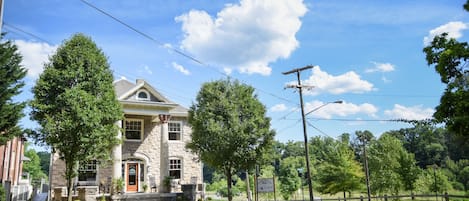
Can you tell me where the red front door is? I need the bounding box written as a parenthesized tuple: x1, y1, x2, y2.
(126, 163, 138, 192)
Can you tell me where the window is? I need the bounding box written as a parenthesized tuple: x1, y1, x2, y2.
(169, 158, 181, 179)
(168, 122, 182, 141)
(78, 161, 97, 183)
(125, 119, 144, 140)
(137, 90, 150, 101)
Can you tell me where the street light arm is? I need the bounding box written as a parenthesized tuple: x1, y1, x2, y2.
(305, 100, 343, 116)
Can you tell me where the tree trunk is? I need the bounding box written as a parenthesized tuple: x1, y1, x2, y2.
(65, 160, 75, 201)
(343, 191, 346, 201)
(245, 171, 252, 201)
(226, 169, 233, 201)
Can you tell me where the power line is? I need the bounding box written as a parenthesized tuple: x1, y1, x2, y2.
(78, 0, 299, 106)
(79, 0, 204, 66)
(3, 22, 52, 44)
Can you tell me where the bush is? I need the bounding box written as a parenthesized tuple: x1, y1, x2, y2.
(217, 186, 241, 197)
(0, 185, 5, 201)
(451, 182, 465, 191)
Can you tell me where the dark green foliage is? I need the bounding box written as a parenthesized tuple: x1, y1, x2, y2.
(37, 151, 51, 175)
(386, 125, 449, 168)
(187, 79, 275, 201)
(30, 33, 123, 201)
(423, 33, 469, 151)
(0, 34, 27, 145)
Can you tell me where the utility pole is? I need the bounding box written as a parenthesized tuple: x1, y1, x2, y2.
(0, 0, 4, 33)
(362, 139, 371, 201)
(283, 65, 315, 201)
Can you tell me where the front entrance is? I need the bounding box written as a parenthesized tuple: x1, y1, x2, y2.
(126, 163, 138, 192)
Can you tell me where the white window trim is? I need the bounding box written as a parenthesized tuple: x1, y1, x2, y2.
(168, 121, 183, 141)
(136, 90, 150, 101)
(124, 118, 144, 142)
(77, 160, 99, 186)
(168, 157, 183, 180)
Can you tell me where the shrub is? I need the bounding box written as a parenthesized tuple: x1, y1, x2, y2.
(0, 185, 5, 201)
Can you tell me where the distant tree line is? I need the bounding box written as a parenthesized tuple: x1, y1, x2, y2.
(204, 124, 467, 200)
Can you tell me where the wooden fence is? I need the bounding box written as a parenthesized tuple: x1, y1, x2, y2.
(316, 192, 469, 201)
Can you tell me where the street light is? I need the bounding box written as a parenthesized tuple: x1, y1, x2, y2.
(305, 100, 343, 116)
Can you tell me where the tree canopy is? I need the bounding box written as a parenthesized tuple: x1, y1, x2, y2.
(316, 137, 364, 197)
(0, 34, 27, 144)
(30, 33, 123, 201)
(423, 33, 469, 149)
(187, 79, 275, 201)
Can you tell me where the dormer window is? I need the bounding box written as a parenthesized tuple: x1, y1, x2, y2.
(137, 90, 150, 101)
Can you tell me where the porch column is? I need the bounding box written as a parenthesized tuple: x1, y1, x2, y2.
(159, 114, 171, 185)
(112, 120, 123, 179)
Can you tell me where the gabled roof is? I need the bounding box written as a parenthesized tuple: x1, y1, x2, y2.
(113, 78, 188, 116)
(114, 79, 171, 103)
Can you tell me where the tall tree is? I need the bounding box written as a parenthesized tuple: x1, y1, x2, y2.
(368, 134, 417, 196)
(187, 79, 275, 201)
(30, 34, 123, 201)
(423, 33, 469, 150)
(316, 138, 364, 199)
(0, 34, 27, 144)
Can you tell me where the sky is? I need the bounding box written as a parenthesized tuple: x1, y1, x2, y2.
(3, 0, 469, 149)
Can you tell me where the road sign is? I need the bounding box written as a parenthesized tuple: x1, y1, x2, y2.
(257, 178, 274, 193)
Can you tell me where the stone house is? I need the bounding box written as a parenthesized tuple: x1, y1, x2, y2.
(50, 79, 203, 195)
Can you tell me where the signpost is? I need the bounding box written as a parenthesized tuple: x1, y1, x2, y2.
(256, 177, 276, 201)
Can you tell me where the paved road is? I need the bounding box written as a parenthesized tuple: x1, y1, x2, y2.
(33, 193, 48, 201)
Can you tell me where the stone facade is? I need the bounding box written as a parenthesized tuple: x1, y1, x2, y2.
(49, 79, 203, 200)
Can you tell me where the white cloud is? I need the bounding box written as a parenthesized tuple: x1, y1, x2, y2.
(144, 65, 153, 75)
(223, 67, 233, 75)
(381, 76, 391, 83)
(384, 104, 434, 120)
(423, 21, 468, 45)
(14, 40, 57, 79)
(171, 62, 191, 75)
(296, 66, 374, 95)
(270, 104, 288, 112)
(365, 62, 395, 73)
(176, 0, 307, 76)
(305, 100, 378, 119)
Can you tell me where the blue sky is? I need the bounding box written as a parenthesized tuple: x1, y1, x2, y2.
(3, 0, 469, 147)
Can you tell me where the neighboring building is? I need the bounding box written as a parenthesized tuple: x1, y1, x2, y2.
(0, 135, 31, 201)
(49, 79, 203, 195)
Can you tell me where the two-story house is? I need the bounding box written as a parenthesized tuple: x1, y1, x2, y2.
(50, 79, 203, 195)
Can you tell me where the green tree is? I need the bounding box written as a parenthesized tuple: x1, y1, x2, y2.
(187, 79, 275, 201)
(37, 151, 51, 176)
(395, 147, 421, 194)
(23, 144, 48, 187)
(0, 34, 27, 145)
(30, 33, 123, 201)
(385, 125, 450, 168)
(415, 167, 451, 194)
(278, 156, 303, 200)
(423, 33, 469, 150)
(367, 134, 405, 196)
(316, 138, 364, 199)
